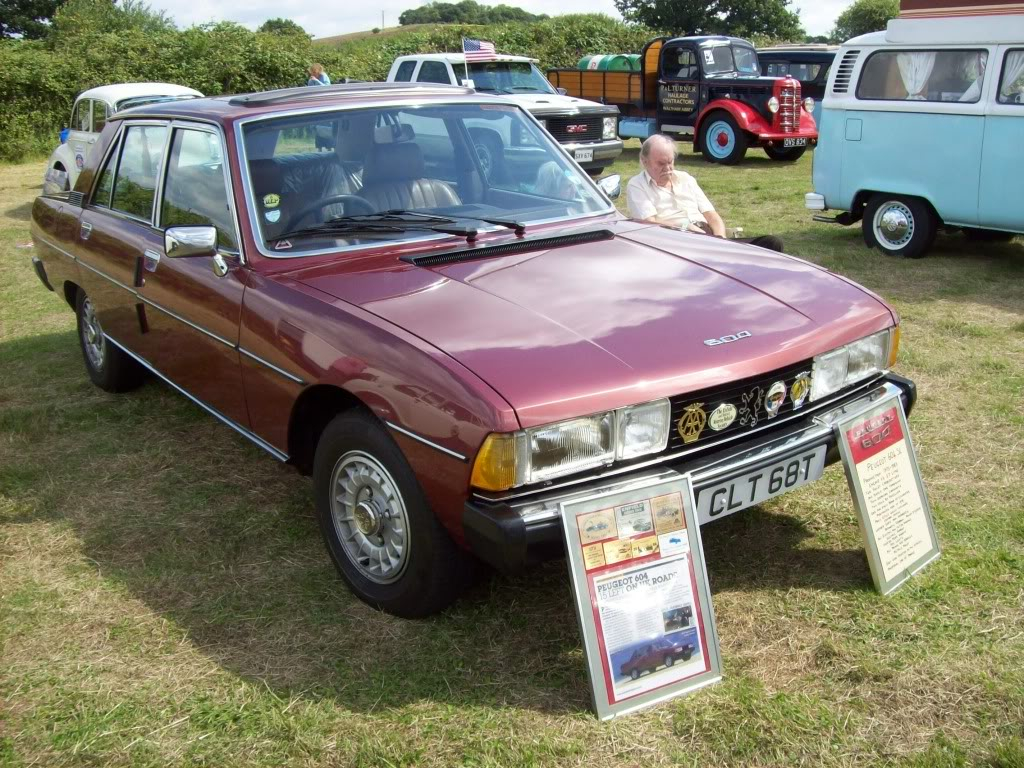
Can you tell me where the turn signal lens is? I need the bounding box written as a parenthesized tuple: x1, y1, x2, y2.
(888, 325, 901, 368)
(470, 433, 518, 492)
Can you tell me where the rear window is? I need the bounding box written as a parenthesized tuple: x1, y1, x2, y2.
(856, 49, 989, 103)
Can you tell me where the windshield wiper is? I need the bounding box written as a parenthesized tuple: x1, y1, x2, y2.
(274, 210, 526, 244)
(377, 209, 526, 236)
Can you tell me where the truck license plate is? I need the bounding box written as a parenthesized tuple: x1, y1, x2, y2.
(695, 445, 827, 525)
(574, 148, 594, 162)
(783, 138, 807, 148)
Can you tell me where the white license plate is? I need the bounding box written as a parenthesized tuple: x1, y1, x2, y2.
(783, 138, 807, 148)
(695, 445, 827, 525)
(574, 148, 594, 162)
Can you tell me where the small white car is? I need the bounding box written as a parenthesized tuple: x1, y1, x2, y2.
(43, 82, 203, 194)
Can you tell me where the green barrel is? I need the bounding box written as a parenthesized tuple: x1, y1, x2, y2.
(577, 54, 634, 71)
(625, 53, 641, 71)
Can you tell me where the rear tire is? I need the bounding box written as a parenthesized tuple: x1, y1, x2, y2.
(75, 289, 145, 393)
(764, 145, 807, 162)
(862, 193, 937, 259)
(700, 113, 748, 164)
(313, 410, 470, 618)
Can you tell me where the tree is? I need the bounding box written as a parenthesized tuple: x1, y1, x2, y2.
(612, 0, 803, 40)
(1, 0, 63, 39)
(50, 0, 175, 41)
(831, 0, 898, 43)
(399, 1, 547, 26)
(258, 17, 310, 39)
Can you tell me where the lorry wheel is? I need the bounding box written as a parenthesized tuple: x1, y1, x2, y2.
(764, 145, 806, 162)
(313, 410, 470, 618)
(75, 289, 145, 393)
(700, 113, 748, 164)
(863, 194, 937, 259)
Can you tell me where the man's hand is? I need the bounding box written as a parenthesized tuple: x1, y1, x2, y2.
(705, 210, 727, 238)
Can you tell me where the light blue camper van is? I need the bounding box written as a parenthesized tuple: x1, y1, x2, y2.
(806, 14, 1024, 258)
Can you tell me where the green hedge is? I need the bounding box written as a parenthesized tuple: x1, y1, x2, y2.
(0, 10, 654, 162)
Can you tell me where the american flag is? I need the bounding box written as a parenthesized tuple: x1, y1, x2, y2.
(462, 37, 497, 62)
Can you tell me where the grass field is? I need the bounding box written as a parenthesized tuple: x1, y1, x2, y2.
(1, 145, 1023, 767)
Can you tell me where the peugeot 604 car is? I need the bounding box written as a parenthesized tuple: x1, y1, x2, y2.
(30, 82, 916, 618)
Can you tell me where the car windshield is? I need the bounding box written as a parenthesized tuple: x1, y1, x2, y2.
(702, 45, 760, 75)
(241, 103, 612, 255)
(467, 61, 555, 94)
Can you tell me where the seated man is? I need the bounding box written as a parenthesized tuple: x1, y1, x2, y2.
(626, 134, 783, 252)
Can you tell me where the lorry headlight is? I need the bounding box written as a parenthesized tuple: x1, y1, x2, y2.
(470, 399, 670, 491)
(768, 97, 780, 114)
(810, 329, 897, 402)
(602, 117, 617, 140)
(804, 97, 815, 113)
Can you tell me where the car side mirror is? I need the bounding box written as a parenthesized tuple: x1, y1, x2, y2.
(597, 174, 621, 199)
(556, 87, 568, 95)
(165, 226, 217, 258)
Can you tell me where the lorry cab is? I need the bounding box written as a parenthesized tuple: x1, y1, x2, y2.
(807, 13, 1024, 258)
(758, 45, 838, 125)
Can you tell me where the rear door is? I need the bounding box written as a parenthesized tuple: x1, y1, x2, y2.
(657, 43, 700, 136)
(979, 46, 1024, 231)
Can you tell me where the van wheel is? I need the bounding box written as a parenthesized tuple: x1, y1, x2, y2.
(75, 289, 145, 392)
(863, 194, 937, 259)
(700, 113, 748, 164)
(313, 410, 469, 618)
(764, 145, 806, 162)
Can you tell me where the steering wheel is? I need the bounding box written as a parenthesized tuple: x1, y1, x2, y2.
(282, 194, 375, 231)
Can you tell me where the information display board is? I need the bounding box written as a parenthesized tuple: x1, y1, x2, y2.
(560, 474, 722, 720)
(835, 394, 940, 595)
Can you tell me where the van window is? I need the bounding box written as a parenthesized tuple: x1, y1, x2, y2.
(394, 60, 416, 82)
(857, 49, 988, 103)
(417, 61, 452, 84)
(998, 49, 1024, 104)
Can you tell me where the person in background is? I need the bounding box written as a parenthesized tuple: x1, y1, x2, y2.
(626, 134, 783, 252)
(307, 64, 330, 86)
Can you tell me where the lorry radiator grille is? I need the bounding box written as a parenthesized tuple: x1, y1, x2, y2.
(665, 361, 814, 454)
(779, 81, 800, 132)
(545, 116, 603, 142)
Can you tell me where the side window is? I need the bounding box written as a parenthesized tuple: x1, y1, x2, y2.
(161, 128, 237, 251)
(394, 60, 416, 82)
(93, 102, 109, 133)
(111, 124, 168, 220)
(417, 61, 452, 84)
(998, 49, 1024, 104)
(92, 135, 120, 208)
(857, 49, 989, 103)
(665, 47, 698, 80)
(71, 101, 91, 132)
(766, 62, 789, 77)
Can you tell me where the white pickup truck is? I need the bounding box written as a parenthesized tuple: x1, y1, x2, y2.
(386, 53, 623, 176)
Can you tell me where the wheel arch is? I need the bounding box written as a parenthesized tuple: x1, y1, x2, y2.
(287, 384, 372, 475)
(62, 280, 81, 310)
(853, 189, 942, 226)
(694, 101, 770, 150)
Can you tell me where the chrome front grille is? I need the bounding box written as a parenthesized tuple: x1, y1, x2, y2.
(779, 82, 800, 132)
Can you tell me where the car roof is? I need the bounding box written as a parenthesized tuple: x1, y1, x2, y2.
(111, 82, 509, 125)
(77, 82, 204, 105)
(665, 35, 753, 47)
(394, 52, 538, 64)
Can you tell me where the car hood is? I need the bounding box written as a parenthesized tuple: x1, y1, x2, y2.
(291, 223, 893, 427)
(511, 93, 611, 111)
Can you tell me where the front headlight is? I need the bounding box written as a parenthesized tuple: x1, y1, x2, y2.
(538, 119, 547, 130)
(602, 116, 617, 140)
(768, 96, 780, 114)
(471, 399, 670, 491)
(810, 328, 897, 402)
(804, 97, 815, 113)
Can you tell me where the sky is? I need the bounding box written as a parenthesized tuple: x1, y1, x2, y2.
(147, 0, 853, 40)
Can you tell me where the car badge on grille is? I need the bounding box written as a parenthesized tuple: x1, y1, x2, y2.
(790, 372, 812, 409)
(566, 124, 588, 133)
(677, 403, 707, 444)
(764, 381, 787, 418)
(738, 386, 763, 427)
(708, 403, 737, 431)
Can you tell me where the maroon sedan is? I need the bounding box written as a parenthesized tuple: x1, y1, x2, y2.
(30, 83, 916, 617)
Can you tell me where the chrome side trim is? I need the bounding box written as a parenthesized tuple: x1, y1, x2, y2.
(239, 347, 305, 385)
(34, 236, 78, 262)
(385, 421, 468, 462)
(137, 297, 235, 349)
(78, 258, 136, 293)
(103, 333, 289, 462)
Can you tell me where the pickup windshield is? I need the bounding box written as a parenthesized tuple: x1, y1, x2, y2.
(241, 103, 612, 255)
(702, 45, 760, 76)
(467, 61, 556, 94)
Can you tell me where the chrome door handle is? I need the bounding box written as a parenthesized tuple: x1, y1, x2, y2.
(80, 221, 93, 240)
(143, 249, 161, 272)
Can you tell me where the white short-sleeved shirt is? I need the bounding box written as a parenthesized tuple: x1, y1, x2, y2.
(626, 169, 715, 229)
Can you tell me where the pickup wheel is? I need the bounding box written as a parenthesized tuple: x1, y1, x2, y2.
(863, 194, 937, 259)
(75, 289, 145, 393)
(664, 654, 674, 668)
(700, 113, 748, 165)
(630, 669, 640, 680)
(471, 130, 505, 183)
(764, 145, 806, 162)
(313, 410, 469, 618)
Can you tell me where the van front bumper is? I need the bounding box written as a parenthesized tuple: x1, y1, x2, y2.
(463, 374, 916, 573)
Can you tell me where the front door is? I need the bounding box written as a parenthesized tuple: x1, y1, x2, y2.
(67, 99, 101, 176)
(657, 44, 701, 136)
(979, 46, 1024, 232)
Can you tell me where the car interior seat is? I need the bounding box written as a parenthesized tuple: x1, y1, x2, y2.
(359, 139, 461, 212)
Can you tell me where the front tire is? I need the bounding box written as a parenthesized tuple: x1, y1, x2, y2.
(75, 289, 145, 393)
(862, 194, 937, 259)
(313, 410, 469, 618)
(764, 145, 806, 162)
(700, 113, 748, 164)
(664, 655, 674, 668)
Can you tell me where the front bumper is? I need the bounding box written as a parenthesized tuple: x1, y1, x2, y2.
(805, 193, 826, 211)
(559, 138, 624, 168)
(463, 374, 917, 573)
